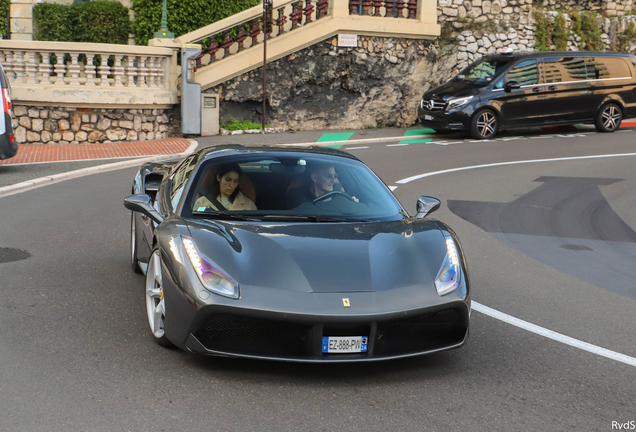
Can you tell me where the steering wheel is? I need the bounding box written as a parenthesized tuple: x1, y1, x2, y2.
(313, 190, 356, 203)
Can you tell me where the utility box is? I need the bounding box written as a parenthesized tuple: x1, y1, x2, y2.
(181, 44, 202, 135)
(201, 94, 220, 136)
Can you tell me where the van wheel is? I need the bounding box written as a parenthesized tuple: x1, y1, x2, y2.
(595, 103, 622, 132)
(470, 109, 498, 139)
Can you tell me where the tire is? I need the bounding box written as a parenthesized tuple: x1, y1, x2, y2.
(470, 109, 499, 140)
(145, 249, 175, 348)
(131, 212, 142, 274)
(595, 103, 622, 132)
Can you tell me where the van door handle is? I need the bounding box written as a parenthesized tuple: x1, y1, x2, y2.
(548, 85, 557, 91)
(532, 87, 541, 93)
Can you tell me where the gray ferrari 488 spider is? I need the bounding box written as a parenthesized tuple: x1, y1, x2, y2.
(124, 145, 470, 362)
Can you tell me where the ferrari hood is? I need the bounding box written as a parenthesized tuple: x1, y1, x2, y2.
(185, 219, 448, 294)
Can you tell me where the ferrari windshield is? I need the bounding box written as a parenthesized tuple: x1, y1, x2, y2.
(454, 57, 514, 86)
(182, 153, 405, 221)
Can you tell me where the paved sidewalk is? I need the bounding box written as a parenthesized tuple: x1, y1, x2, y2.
(0, 138, 192, 165)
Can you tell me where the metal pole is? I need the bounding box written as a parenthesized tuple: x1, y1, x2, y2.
(262, 1, 271, 135)
(262, 24, 266, 135)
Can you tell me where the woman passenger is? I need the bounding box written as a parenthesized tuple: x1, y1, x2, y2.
(194, 164, 257, 211)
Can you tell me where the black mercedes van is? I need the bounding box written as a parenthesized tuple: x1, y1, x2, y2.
(0, 62, 16, 160)
(417, 51, 636, 139)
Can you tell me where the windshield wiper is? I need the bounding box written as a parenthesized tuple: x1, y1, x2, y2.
(260, 214, 370, 223)
(192, 211, 262, 222)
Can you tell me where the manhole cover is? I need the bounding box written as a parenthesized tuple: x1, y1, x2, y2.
(0, 247, 31, 263)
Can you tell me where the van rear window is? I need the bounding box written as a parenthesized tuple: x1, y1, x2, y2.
(543, 57, 587, 83)
(585, 57, 631, 80)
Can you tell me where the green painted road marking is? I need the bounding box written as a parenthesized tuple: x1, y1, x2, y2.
(404, 128, 436, 136)
(324, 144, 343, 149)
(316, 132, 355, 142)
(398, 138, 432, 144)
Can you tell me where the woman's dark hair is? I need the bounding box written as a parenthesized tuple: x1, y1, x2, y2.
(211, 163, 243, 203)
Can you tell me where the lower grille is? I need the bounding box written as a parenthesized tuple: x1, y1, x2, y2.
(374, 309, 466, 355)
(193, 314, 310, 357)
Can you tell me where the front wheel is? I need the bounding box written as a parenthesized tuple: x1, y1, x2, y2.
(145, 249, 174, 348)
(470, 109, 499, 139)
(595, 103, 622, 132)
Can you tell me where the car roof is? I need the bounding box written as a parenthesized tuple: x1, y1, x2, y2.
(197, 144, 361, 163)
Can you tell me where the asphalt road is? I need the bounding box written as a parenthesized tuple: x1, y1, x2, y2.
(1, 128, 635, 431)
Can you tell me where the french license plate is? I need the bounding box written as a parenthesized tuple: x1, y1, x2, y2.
(424, 115, 433, 120)
(322, 336, 368, 353)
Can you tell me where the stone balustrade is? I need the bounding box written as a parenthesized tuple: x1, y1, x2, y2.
(0, 40, 178, 107)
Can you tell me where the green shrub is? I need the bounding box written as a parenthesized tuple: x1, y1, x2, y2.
(33, 0, 131, 44)
(33, 3, 75, 41)
(73, 0, 131, 44)
(132, 0, 260, 46)
(0, 0, 10, 39)
(220, 118, 265, 131)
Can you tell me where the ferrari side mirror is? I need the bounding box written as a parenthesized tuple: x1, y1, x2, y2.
(415, 196, 441, 218)
(124, 194, 165, 224)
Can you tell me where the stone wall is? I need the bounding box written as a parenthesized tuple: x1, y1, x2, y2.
(11, 106, 179, 145)
(209, 0, 636, 130)
(209, 37, 454, 130)
(439, 0, 636, 73)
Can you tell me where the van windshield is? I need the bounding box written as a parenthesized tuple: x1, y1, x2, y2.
(454, 58, 514, 86)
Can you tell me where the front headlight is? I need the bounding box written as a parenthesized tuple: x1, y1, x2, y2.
(182, 236, 239, 299)
(435, 235, 461, 296)
(446, 96, 473, 111)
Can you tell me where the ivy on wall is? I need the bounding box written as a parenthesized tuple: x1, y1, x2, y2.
(572, 11, 605, 51)
(33, 0, 131, 44)
(533, 10, 609, 52)
(0, 0, 10, 39)
(131, 0, 260, 46)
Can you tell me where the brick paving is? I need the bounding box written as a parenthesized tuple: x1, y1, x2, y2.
(0, 138, 192, 165)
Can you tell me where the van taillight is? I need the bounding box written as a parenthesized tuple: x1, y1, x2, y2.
(10, 134, 14, 143)
(2, 88, 11, 114)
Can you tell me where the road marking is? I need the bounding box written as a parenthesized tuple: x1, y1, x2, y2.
(387, 143, 409, 147)
(530, 135, 554, 139)
(404, 128, 436, 136)
(396, 152, 636, 184)
(397, 152, 636, 366)
(498, 136, 526, 141)
(345, 146, 369, 150)
(389, 186, 398, 191)
(316, 132, 354, 142)
(398, 138, 432, 144)
(473, 302, 636, 367)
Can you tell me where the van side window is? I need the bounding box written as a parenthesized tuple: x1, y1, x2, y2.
(506, 60, 539, 86)
(585, 57, 631, 80)
(543, 57, 586, 82)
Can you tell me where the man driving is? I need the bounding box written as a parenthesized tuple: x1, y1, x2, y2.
(287, 163, 358, 208)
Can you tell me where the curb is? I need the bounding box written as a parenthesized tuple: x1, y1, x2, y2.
(0, 139, 199, 197)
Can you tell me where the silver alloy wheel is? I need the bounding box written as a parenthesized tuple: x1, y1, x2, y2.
(602, 105, 621, 130)
(146, 250, 166, 339)
(476, 111, 497, 137)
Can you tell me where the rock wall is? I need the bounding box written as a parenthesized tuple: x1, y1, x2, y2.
(210, 0, 636, 130)
(11, 106, 180, 145)
(209, 37, 456, 130)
